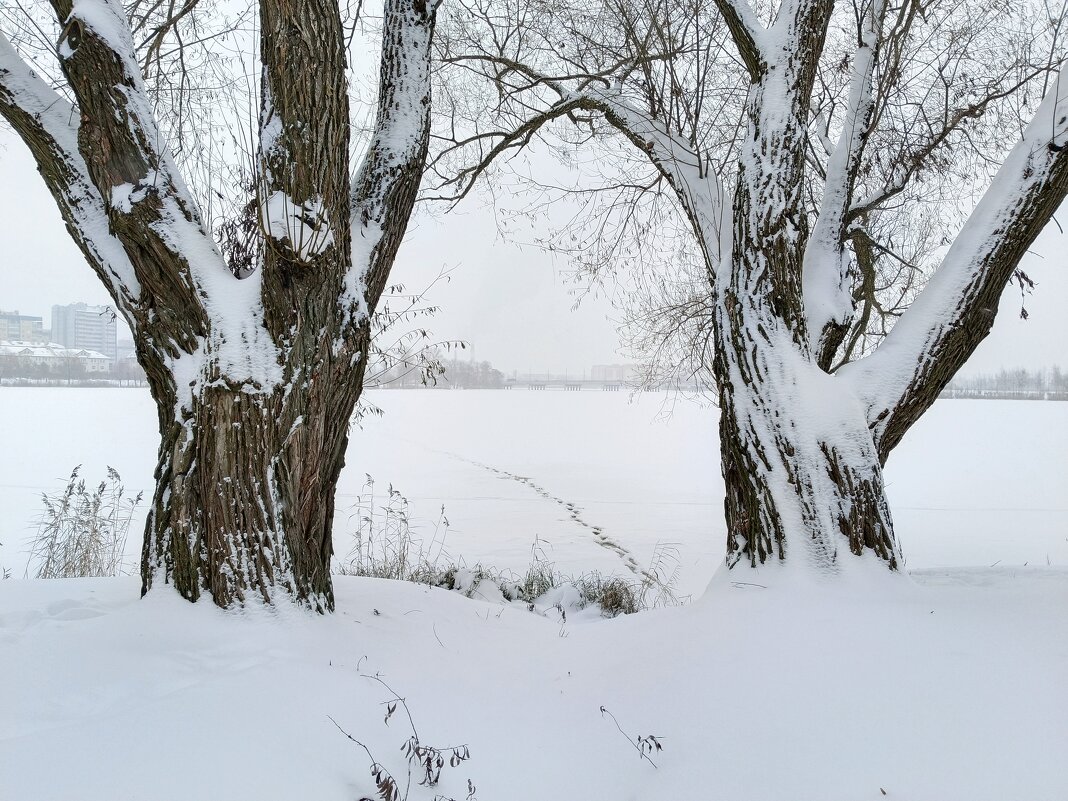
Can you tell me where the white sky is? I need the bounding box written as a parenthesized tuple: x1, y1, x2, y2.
(0, 127, 1064, 376)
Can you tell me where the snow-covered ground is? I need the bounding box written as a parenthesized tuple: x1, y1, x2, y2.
(2, 567, 1065, 800)
(1, 389, 1066, 800)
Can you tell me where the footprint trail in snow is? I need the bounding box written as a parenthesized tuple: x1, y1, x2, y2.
(439, 450, 659, 584)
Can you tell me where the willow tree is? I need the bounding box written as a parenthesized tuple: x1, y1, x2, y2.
(0, 0, 441, 610)
(436, 0, 1068, 576)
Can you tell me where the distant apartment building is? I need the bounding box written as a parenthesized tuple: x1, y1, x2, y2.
(0, 310, 45, 342)
(51, 303, 117, 360)
(590, 363, 638, 382)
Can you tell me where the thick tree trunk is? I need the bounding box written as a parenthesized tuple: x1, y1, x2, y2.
(142, 327, 370, 611)
(714, 336, 900, 570)
(713, 33, 900, 574)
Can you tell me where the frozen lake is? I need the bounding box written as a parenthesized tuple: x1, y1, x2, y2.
(0, 388, 1064, 596)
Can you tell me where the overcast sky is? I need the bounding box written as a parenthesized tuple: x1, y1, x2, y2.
(1, 127, 1064, 376)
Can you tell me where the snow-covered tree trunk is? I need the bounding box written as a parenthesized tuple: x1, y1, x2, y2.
(713, 297, 898, 570)
(146, 373, 365, 609)
(710, 0, 898, 571)
(1, 0, 438, 610)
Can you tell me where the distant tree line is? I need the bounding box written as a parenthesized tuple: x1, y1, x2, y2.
(945, 367, 1067, 399)
(439, 358, 505, 388)
(0, 356, 147, 387)
(371, 350, 505, 389)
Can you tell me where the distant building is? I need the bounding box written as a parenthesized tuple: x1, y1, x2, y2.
(590, 364, 638, 382)
(0, 310, 45, 342)
(51, 303, 117, 360)
(0, 341, 112, 373)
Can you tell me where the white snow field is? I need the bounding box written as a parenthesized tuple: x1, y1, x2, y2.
(1, 388, 1066, 800)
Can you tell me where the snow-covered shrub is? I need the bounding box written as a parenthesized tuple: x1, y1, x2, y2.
(27, 466, 141, 579)
(575, 575, 642, 617)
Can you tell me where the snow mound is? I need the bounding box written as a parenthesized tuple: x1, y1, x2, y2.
(2, 568, 1065, 800)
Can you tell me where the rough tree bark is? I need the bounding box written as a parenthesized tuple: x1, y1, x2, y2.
(710, 0, 900, 570)
(0, 0, 440, 610)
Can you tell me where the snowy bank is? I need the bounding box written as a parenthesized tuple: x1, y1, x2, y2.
(2, 568, 1065, 800)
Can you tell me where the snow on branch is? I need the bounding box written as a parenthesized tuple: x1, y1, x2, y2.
(54, 0, 226, 296)
(256, 0, 349, 274)
(841, 61, 1068, 458)
(7, 2, 281, 403)
(352, 0, 437, 223)
(802, 0, 886, 368)
(428, 60, 729, 276)
(0, 31, 140, 312)
(711, 0, 767, 80)
(576, 84, 728, 265)
(349, 0, 439, 317)
(260, 191, 336, 262)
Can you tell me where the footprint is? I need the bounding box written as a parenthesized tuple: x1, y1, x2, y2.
(441, 450, 646, 577)
(47, 599, 104, 621)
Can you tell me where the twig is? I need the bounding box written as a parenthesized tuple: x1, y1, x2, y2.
(599, 705, 662, 768)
